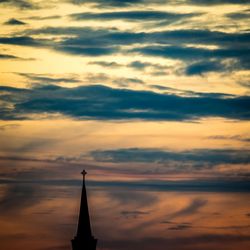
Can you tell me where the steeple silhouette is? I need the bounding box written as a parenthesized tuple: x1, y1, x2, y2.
(72, 170, 97, 250)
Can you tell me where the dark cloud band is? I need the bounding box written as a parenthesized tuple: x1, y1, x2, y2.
(1, 28, 249, 73)
(1, 84, 250, 120)
(91, 148, 250, 165)
(0, 84, 250, 121)
(70, 10, 197, 22)
(68, 0, 250, 7)
(0, 0, 35, 9)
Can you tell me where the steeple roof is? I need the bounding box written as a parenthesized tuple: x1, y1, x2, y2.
(71, 170, 97, 250)
(76, 170, 92, 238)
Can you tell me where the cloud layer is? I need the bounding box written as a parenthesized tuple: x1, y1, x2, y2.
(91, 148, 250, 166)
(1, 84, 249, 121)
(1, 26, 249, 74)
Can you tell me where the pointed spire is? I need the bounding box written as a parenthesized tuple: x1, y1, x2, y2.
(76, 170, 92, 238)
(71, 170, 97, 250)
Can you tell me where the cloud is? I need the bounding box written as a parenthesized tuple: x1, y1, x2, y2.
(131, 41, 249, 73)
(150, 85, 177, 91)
(128, 61, 167, 72)
(26, 27, 250, 48)
(163, 220, 250, 231)
(0, 84, 250, 121)
(55, 45, 118, 56)
(69, 0, 149, 7)
(18, 73, 81, 84)
(169, 198, 207, 218)
(208, 135, 250, 142)
(168, 224, 192, 230)
(0, 36, 44, 46)
(28, 15, 61, 20)
(98, 175, 250, 191)
(84, 73, 109, 83)
(132, 45, 250, 70)
(101, 234, 250, 250)
(0, 53, 34, 61)
(129, 61, 151, 69)
(226, 10, 250, 20)
(70, 10, 197, 23)
(17, 27, 249, 72)
(1, 178, 250, 192)
(121, 210, 150, 218)
(188, 0, 250, 5)
(91, 148, 250, 165)
(89, 61, 121, 68)
(0, 123, 20, 130)
(185, 60, 225, 75)
(68, 0, 250, 8)
(108, 190, 158, 207)
(112, 77, 144, 87)
(0, 53, 19, 59)
(0, 0, 35, 9)
(0, 184, 43, 214)
(4, 18, 26, 25)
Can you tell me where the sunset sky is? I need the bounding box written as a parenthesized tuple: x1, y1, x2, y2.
(0, 0, 250, 250)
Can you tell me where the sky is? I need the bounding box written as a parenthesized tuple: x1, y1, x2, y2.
(0, 0, 250, 250)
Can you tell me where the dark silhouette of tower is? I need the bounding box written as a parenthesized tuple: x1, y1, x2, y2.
(72, 170, 97, 250)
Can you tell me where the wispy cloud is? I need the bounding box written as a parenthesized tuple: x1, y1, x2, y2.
(7, 27, 247, 73)
(169, 198, 207, 218)
(208, 135, 250, 142)
(91, 148, 250, 167)
(68, 0, 250, 7)
(121, 210, 150, 219)
(0, 0, 35, 9)
(18, 73, 81, 84)
(4, 18, 26, 25)
(0, 53, 20, 59)
(0, 123, 20, 130)
(101, 234, 250, 250)
(188, 0, 250, 5)
(0, 184, 43, 214)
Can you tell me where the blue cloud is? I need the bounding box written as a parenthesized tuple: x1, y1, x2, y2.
(18, 73, 81, 84)
(4, 18, 26, 25)
(26, 27, 250, 48)
(0, 177, 250, 193)
(0, 36, 43, 46)
(70, 10, 197, 22)
(91, 148, 250, 165)
(69, 0, 146, 7)
(226, 10, 250, 20)
(0, 0, 35, 9)
(185, 60, 225, 75)
(69, 0, 250, 7)
(132, 45, 250, 72)
(15, 27, 249, 72)
(132, 45, 250, 61)
(189, 0, 250, 5)
(0, 53, 19, 59)
(89, 61, 121, 67)
(0, 184, 43, 214)
(0, 84, 250, 121)
(55, 45, 118, 56)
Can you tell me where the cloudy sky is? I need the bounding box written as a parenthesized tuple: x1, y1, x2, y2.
(0, 0, 250, 250)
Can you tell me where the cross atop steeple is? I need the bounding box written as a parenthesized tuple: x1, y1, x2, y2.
(71, 170, 97, 250)
(81, 170, 87, 176)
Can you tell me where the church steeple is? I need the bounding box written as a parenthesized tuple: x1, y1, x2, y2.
(71, 170, 97, 250)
